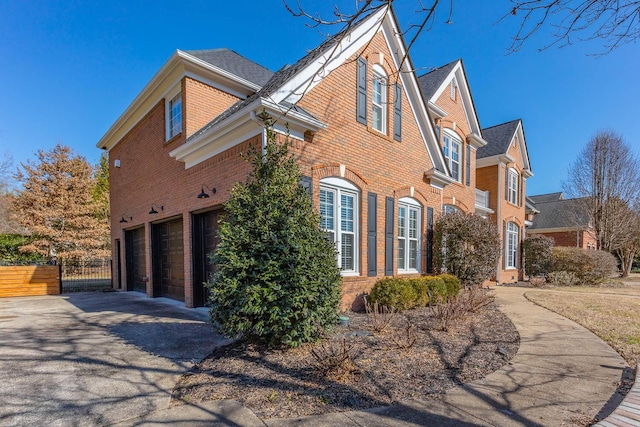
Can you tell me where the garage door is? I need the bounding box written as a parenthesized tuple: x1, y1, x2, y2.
(192, 210, 222, 307)
(125, 227, 146, 293)
(152, 219, 185, 301)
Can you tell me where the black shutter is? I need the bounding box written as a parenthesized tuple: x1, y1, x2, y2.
(519, 176, 523, 207)
(300, 176, 312, 198)
(465, 144, 471, 186)
(367, 192, 377, 277)
(385, 197, 394, 276)
(426, 207, 434, 274)
(393, 83, 402, 141)
(356, 57, 368, 125)
(504, 167, 509, 201)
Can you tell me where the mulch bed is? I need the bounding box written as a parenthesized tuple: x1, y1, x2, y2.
(171, 293, 519, 419)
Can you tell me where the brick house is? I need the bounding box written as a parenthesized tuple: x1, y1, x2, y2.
(527, 192, 597, 249)
(417, 63, 533, 284)
(97, 5, 532, 309)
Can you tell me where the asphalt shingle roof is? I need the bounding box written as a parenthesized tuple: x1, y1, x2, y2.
(417, 60, 458, 101)
(478, 119, 521, 159)
(188, 13, 373, 142)
(529, 192, 564, 204)
(529, 197, 591, 230)
(185, 48, 274, 87)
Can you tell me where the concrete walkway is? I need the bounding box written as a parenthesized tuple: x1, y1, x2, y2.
(127, 286, 630, 426)
(0, 287, 630, 426)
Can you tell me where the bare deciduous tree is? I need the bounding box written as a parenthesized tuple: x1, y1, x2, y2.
(564, 129, 640, 276)
(508, 0, 640, 54)
(12, 144, 110, 260)
(284, 0, 639, 57)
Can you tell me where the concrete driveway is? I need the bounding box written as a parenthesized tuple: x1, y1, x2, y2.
(0, 291, 229, 426)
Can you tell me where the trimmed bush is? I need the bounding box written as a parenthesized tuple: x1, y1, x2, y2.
(547, 271, 579, 286)
(522, 235, 554, 277)
(433, 212, 501, 288)
(438, 274, 462, 298)
(369, 278, 417, 311)
(369, 274, 461, 310)
(551, 247, 618, 285)
(409, 278, 430, 307)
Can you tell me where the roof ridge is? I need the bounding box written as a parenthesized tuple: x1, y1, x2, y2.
(481, 118, 521, 131)
(417, 59, 460, 78)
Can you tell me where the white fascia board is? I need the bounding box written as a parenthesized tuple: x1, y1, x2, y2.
(429, 61, 481, 136)
(467, 132, 488, 149)
(272, 6, 388, 105)
(475, 205, 494, 215)
(476, 153, 515, 168)
(97, 50, 264, 152)
(424, 168, 454, 188)
(428, 102, 447, 119)
(382, 13, 450, 178)
(97, 51, 183, 151)
(514, 120, 532, 173)
(170, 97, 327, 168)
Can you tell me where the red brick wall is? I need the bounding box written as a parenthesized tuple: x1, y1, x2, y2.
(109, 86, 258, 307)
(291, 33, 443, 309)
(184, 77, 240, 138)
(529, 230, 598, 249)
(433, 85, 476, 213)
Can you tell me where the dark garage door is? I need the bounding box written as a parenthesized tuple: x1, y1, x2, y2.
(193, 210, 222, 307)
(125, 227, 146, 293)
(152, 219, 185, 301)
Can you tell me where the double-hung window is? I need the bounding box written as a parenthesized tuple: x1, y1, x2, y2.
(320, 178, 359, 274)
(166, 91, 182, 140)
(443, 131, 461, 182)
(398, 198, 421, 273)
(506, 222, 518, 269)
(372, 65, 387, 133)
(508, 168, 518, 205)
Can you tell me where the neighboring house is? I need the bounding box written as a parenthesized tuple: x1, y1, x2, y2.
(476, 119, 533, 283)
(97, 5, 532, 309)
(418, 64, 532, 284)
(527, 192, 597, 249)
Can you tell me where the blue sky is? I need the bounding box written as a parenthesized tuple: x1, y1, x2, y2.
(1, 0, 638, 195)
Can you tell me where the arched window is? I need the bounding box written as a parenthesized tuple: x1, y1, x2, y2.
(443, 204, 461, 215)
(398, 197, 421, 273)
(372, 64, 387, 134)
(506, 222, 519, 269)
(319, 177, 360, 275)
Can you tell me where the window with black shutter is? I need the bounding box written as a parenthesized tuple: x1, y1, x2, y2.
(367, 192, 377, 277)
(393, 84, 402, 141)
(356, 57, 367, 125)
(385, 197, 394, 276)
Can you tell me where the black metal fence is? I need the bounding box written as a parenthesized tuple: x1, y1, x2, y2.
(60, 258, 112, 292)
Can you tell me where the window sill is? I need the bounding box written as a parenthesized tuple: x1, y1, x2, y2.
(164, 132, 182, 147)
(505, 267, 518, 270)
(340, 271, 360, 277)
(398, 269, 420, 275)
(365, 125, 395, 142)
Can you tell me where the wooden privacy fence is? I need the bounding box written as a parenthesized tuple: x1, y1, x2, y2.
(0, 265, 61, 297)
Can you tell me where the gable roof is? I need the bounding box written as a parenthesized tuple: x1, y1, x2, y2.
(417, 60, 458, 101)
(185, 48, 273, 86)
(171, 5, 452, 182)
(529, 197, 591, 230)
(529, 192, 564, 204)
(478, 119, 521, 158)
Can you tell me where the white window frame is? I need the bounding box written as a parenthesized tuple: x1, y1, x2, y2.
(508, 168, 518, 205)
(506, 222, 518, 269)
(372, 65, 387, 134)
(319, 177, 360, 276)
(443, 130, 461, 182)
(443, 204, 461, 215)
(398, 197, 421, 273)
(165, 86, 182, 141)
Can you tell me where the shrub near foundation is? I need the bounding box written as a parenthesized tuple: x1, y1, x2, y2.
(551, 247, 618, 285)
(369, 274, 461, 311)
(369, 278, 417, 311)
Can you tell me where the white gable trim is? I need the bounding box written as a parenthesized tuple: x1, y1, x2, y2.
(429, 61, 482, 137)
(96, 50, 262, 152)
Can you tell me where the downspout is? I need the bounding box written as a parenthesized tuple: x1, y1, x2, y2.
(249, 110, 267, 158)
(496, 164, 502, 283)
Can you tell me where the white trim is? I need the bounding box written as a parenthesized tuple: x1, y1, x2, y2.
(399, 196, 420, 206)
(321, 176, 358, 191)
(97, 50, 263, 151)
(165, 85, 182, 141)
(442, 129, 462, 183)
(476, 153, 515, 168)
(397, 198, 421, 274)
(466, 132, 488, 149)
(371, 64, 387, 134)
